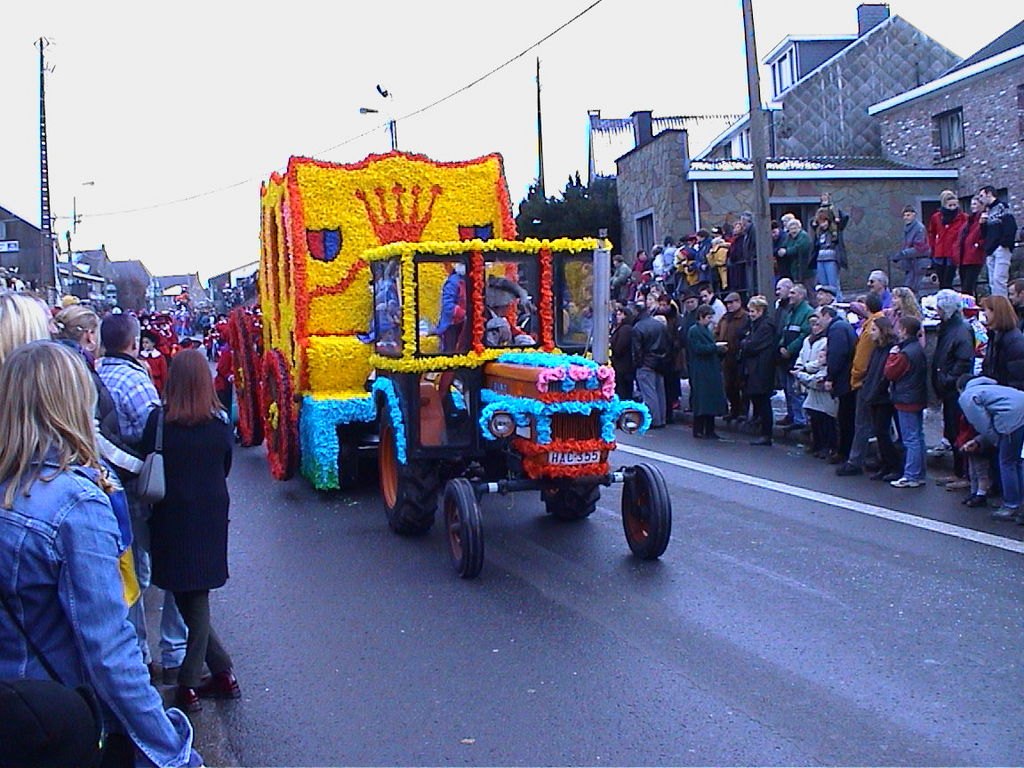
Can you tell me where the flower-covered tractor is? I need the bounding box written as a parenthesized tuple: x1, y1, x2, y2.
(237, 150, 671, 577)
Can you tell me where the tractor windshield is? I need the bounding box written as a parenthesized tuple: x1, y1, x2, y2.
(415, 256, 470, 355)
(482, 253, 539, 349)
(556, 253, 595, 349)
(372, 258, 402, 357)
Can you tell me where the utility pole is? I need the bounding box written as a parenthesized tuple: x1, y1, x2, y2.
(36, 37, 56, 295)
(536, 57, 546, 199)
(741, 0, 773, 297)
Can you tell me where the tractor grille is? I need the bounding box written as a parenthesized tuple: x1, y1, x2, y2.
(550, 412, 601, 441)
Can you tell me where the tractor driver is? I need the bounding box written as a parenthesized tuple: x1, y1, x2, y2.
(483, 275, 535, 348)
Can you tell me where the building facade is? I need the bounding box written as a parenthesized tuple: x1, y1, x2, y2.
(871, 22, 1024, 233)
(0, 205, 44, 287)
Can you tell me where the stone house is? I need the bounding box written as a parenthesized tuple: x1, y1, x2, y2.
(870, 19, 1024, 248)
(698, 5, 959, 161)
(614, 5, 966, 294)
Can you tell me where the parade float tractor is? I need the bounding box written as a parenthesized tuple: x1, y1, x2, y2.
(236, 151, 671, 578)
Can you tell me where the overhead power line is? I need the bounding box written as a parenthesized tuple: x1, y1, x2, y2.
(82, 0, 609, 220)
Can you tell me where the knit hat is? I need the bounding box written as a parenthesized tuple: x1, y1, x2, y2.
(815, 284, 838, 297)
(724, 292, 742, 303)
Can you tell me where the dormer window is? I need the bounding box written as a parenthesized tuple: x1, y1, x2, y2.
(771, 47, 798, 99)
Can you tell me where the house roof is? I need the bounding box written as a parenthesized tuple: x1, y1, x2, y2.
(762, 34, 857, 65)
(107, 260, 152, 284)
(588, 112, 738, 178)
(946, 19, 1024, 74)
(0, 205, 39, 231)
(698, 15, 957, 158)
(687, 156, 958, 181)
(869, 20, 1024, 115)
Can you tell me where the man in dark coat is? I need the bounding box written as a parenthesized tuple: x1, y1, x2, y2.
(739, 295, 778, 445)
(818, 304, 858, 463)
(610, 305, 636, 401)
(716, 292, 749, 422)
(978, 184, 1019, 298)
(932, 289, 975, 485)
(631, 301, 670, 428)
(776, 281, 812, 430)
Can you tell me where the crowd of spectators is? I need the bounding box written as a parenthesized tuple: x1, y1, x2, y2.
(611, 185, 1024, 520)
(0, 292, 241, 766)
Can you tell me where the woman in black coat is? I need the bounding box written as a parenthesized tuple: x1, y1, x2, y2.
(141, 350, 238, 714)
(981, 295, 1024, 389)
(739, 295, 778, 445)
(610, 305, 636, 400)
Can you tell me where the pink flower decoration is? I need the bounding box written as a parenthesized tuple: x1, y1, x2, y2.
(536, 367, 565, 393)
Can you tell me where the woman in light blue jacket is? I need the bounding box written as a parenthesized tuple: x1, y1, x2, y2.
(0, 341, 201, 767)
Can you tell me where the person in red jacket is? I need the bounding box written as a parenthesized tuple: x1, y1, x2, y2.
(928, 190, 967, 290)
(214, 323, 234, 416)
(139, 330, 169, 395)
(884, 316, 928, 488)
(957, 195, 987, 297)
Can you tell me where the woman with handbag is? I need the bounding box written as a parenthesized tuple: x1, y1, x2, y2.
(0, 341, 200, 768)
(141, 350, 239, 714)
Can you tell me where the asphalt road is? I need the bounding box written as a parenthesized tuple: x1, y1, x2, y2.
(192, 424, 1024, 766)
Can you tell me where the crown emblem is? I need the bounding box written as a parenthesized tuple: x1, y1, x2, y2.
(354, 183, 442, 244)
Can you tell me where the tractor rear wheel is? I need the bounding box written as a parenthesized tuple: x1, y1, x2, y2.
(378, 419, 439, 535)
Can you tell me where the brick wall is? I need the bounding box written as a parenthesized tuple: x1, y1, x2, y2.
(878, 59, 1024, 226)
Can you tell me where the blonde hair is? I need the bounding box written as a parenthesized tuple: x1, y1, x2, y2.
(892, 286, 922, 318)
(0, 341, 109, 508)
(747, 295, 769, 312)
(0, 292, 51, 366)
(940, 190, 958, 205)
(54, 304, 99, 344)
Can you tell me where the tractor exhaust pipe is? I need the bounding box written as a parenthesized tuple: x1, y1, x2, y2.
(591, 229, 612, 365)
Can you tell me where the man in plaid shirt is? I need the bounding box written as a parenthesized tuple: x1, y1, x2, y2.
(98, 313, 187, 681)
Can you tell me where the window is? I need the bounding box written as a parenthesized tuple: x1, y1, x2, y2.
(415, 256, 469, 355)
(372, 258, 402, 356)
(635, 213, 654, 257)
(0, 222, 6, 239)
(556, 254, 595, 350)
(771, 48, 798, 99)
(481, 253, 539, 349)
(1018, 84, 1024, 140)
(934, 108, 964, 159)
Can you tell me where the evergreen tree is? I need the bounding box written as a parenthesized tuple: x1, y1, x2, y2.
(515, 176, 620, 250)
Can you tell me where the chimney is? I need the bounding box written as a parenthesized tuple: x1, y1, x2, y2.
(631, 110, 653, 148)
(857, 3, 889, 37)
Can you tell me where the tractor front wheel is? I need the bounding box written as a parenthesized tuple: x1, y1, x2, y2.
(443, 478, 484, 579)
(621, 464, 672, 560)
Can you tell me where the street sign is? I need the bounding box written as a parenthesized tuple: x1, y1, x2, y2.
(0, 241, 20, 253)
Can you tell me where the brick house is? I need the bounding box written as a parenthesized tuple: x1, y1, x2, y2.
(870, 19, 1024, 252)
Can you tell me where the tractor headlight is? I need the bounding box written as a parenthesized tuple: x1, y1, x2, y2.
(617, 409, 644, 434)
(488, 411, 517, 438)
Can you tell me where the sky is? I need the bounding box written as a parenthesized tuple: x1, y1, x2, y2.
(0, 1, 1014, 282)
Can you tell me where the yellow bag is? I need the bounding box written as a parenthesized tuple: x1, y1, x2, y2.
(119, 547, 141, 607)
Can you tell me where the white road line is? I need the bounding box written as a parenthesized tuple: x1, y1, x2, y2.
(616, 443, 1024, 555)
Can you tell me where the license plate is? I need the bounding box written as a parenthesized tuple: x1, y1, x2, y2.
(547, 450, 600, 465)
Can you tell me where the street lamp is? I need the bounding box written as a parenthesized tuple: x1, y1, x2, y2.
(359, 85, 397, 151)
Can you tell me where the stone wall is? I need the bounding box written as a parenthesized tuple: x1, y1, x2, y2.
(877, 59, 1024, 224)
(615, 130, 690, 261)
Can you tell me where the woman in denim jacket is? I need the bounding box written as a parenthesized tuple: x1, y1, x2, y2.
(0, 342, 201, 767)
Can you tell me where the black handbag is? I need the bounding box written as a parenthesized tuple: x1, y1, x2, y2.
(0, 591, 104, 768)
